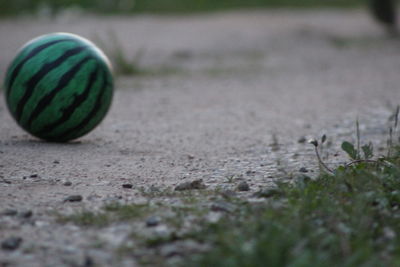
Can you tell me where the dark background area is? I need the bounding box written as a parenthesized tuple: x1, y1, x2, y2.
(0, 0, 362, 16)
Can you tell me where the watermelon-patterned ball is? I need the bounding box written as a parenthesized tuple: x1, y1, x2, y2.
(4, 32, 113, 142)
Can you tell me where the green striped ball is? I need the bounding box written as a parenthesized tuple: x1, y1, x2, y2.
(4, 32, 113, 142)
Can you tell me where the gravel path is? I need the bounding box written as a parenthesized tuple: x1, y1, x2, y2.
(1, 9, 400, 266)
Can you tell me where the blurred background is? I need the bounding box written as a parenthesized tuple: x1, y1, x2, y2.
(1, 0, 361, 16)
(0, 0, 397, 79)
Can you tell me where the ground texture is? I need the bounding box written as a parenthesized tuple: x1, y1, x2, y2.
(1, 9, 400, 266)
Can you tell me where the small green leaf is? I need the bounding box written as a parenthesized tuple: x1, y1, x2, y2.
(341, 141, 357, 160)
(362, 142, 374, 160)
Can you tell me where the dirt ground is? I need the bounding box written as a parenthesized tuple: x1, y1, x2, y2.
(1, 9, 400, 266)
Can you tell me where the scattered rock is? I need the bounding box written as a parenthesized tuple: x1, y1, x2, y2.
(0, 178, 11, 184)
(146, 216, 161, 227)
(87, 194, 101, 201)
(35, 220, 50, 228)
(175, 179, 206, 191)
(103, 196, 123, 204)
(63, 181, 72, 186)
(64, 195, 83, 202)
(154, 225, 172, 238)
(1, 237, 22, 251)
(299, 167, 309, 173)
(237, 181, 250, 191)
(53, 160, 60, 164)
(122, 184, 133, 189)
(245, 170, 256, 176)
(253, 188, 283, 198)
(2, 209, 17, 216)
(29, 174, 38, 178)
(19, 210, 33, 219)
(160, 240, 206, 258)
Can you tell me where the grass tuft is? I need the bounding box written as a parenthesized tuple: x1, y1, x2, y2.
(57, 203, 151, 227)
(56, 211, 111, 227)
(186, 156, 400, 266)
(94, 32, 146, 76)
(181, 114, 400, 266)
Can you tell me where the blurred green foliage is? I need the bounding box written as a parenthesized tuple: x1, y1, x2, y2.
(0, 0, 362, 16)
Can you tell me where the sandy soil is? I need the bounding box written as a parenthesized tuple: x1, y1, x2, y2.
(1, 9, 400, 266)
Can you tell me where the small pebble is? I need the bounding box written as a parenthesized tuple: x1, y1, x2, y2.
(175, 179, 206, 191)
(0, 179, 11, 184)
(53, 160, 60, 164)
(1, 237, 23, 251)
(122, 184, 133, 189)
(237, 181, 250, 191)
(245, 170, 256, 176)
(30, 174, 38, 178)
(19, 210, 33, 219)
(299, 167, 309, 173)
(64, 195, 83, 202)
(63, 181, 72, 186)
(253, 188, 282, 198)
(2, 209, 17, 216)
(146, 216, 161, 227)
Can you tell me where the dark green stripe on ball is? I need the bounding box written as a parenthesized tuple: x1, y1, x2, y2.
(26, 56, 92, 128)
(37, 67, 100, 135)
(6, 38, 73, 99)
(47, 69, 113, 142)
(14, 45, 87, 122)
